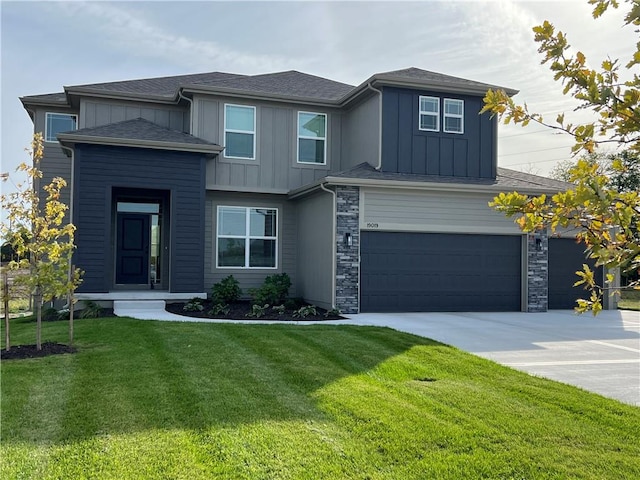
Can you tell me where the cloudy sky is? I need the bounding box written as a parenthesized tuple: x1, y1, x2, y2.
(1, 0, 635, 186)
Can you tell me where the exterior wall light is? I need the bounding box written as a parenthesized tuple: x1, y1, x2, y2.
(344, 232, 352, 247)
(535, 237, 543, 252)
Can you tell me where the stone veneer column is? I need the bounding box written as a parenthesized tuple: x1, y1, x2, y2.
(335, 185, 360, 314)
(527, 229, 548, 312)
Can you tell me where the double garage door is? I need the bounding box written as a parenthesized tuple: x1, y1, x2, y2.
(361, 232, 522, 312)
(360, 232, 598, 312)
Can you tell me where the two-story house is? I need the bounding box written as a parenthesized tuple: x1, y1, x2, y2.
(20, 67, 608, 314)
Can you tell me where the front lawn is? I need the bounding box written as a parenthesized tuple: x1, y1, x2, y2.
(2, 317, 639, 479)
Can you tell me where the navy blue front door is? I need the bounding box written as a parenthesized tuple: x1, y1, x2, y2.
(116, 213, 150, 284)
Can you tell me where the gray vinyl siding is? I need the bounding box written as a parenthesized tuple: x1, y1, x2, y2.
(194, 95, 342, 192)
(204, 191, 298, 297)
(73, 144, 206, 293)
(381, 86, 497, 178)
(294, 190, 333, 310)
(80, 98, 189, 132)
(361, 188, 522, 235)
(341, 94, 380, 171)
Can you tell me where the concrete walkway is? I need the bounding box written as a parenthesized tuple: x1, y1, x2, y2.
(114, 302, 639, 406)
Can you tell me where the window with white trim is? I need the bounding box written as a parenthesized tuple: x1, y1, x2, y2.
(443, 98, 464, 134)
(224, 104, 256, 159)
(217, 206, 277, 268)
(45, 112, 77, 142)
(297, 111, 327, 164)
(418, 96, 439, 132)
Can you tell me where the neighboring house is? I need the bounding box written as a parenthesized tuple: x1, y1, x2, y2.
(20, 67, 609, 314)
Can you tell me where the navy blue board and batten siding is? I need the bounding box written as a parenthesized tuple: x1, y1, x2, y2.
(381, 87, 497, 178)
(73, 144, 206, 293)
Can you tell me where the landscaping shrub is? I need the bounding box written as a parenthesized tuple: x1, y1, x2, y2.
(42, 306, 59, 322)
(79, 300, 103, 319)
(209, 303, 230, 316)
(293, 305, 317, 319)
(212, 275, 242, 304)
(183, 298, 204, 312)
(250, 273, 291, 306)
(246, 304, 269, 318)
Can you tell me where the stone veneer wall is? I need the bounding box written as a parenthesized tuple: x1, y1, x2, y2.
(527, 229, 548, 312)
(335, 186, 360, 314)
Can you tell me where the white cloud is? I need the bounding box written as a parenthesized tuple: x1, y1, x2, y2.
(53, 1, 296, 74)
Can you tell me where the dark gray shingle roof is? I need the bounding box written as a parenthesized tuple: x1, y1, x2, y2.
(69, 72, 246, 99)
(20, 92, 68, 104)
(330, 162, 571, 192)
(59, 118, 218, 146)
(373, 67, 517, 96)
(184, 70, 355, 101)
(21, 67, 516, 106)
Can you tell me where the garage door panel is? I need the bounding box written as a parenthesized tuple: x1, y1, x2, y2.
(360, 232, 522, 312)
(548, 238, 602, 309)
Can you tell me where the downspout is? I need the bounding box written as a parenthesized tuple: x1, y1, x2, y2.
(320, 182, 337, 309)
(366, 82, 383, 170)
(59, 144, 75, 312)
(178, 90, 194, 134)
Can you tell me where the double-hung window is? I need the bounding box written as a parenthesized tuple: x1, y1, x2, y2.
(418, 96, 439, 132)
(443, 99, 464, 134)
(224, 104, 256, 159)
(45, 112, 77, 142)
(217, 206, 277, 268)
(297, 112, 327, 164)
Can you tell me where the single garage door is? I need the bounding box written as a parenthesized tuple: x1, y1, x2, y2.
(360, 232, 522, 312)
(548, 238, 603, 309)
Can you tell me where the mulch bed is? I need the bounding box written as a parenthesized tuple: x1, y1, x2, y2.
(166, 300, 344, 321)
(1, 342, 77, 360)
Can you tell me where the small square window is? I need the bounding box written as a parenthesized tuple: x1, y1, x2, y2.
(45, 113, 77, 142)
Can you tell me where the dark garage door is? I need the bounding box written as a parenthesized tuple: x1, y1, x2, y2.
(548, 238, 602, 309)
(360, 232, 522, 312)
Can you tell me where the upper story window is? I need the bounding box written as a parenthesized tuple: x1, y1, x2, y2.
(45, 112, 77, 142)
(444, 99, 464, 134)
(217, 206, 277, 269)
(418, 96, 439, 132)
(297, 112, 327, 164)
(224, 104, 255, 159)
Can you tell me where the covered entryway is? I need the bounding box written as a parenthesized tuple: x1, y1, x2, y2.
(360, 232, 522, 312)
(113, 189, 169, 290)
(548, 238, 603, 309)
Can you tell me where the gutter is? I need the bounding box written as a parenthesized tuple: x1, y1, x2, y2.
(320, 182, 337, 309)
(57, 133, 223, 156)
(289, 175, 564, 199)
(178, 89, 194, 134)
(58, 144, 76, 293)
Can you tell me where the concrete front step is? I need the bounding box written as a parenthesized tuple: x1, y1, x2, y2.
(114, 300, 166, 313)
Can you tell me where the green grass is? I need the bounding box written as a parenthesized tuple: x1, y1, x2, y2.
(2, 317, 639, 479)
(619, 289, 640, 311)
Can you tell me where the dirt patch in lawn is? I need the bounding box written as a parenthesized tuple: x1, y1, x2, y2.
(166, 300, 344, 321)
(1, 342, 77, 360)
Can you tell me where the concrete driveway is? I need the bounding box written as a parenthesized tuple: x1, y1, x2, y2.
(343, 309, 639, 406)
